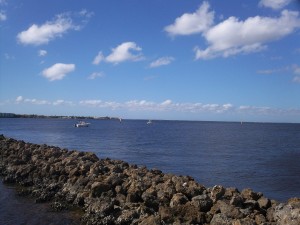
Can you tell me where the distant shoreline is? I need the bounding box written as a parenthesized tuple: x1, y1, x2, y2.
(1, 112, 300, 124)
(0, 112, 120, 121)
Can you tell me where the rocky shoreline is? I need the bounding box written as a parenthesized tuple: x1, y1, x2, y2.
(0, 135, 299, 225)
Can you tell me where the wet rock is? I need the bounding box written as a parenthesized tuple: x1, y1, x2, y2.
(1, 135, 299, 225)
(51, 201, 68, 211)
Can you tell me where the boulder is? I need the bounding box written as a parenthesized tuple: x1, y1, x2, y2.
(170, 193, 189, 208)
(211, 185, 225, 202)
(0, 136, 299, 225)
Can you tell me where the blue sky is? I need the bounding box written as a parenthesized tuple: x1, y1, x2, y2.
(1, 0, 300, 122)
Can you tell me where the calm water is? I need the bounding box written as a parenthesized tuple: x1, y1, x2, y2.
(0, 118, 300, 222)
(0, 182, 81, 225)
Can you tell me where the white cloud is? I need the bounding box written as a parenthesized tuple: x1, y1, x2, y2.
(42, 63, 75, 81)
(161, 99, 172, 106)
(17, 14, 75, 45)
(53, 100, 73, 106)
(16, 96, 24, 103)
(149, 57, 175, 68)
(78, 99, 235, 113)
(92, 51, 104, 65)
(106, 42, 143, 64)
(78, 9, 94, 19)
(15, 96, 73, 106)
(16, 10, 92, 46)
(93, 42, 144, 65)
(0, 10, 7, 21)
(88, 72, 105, 80)
(259, 0, 292, 10)
(38, 49, 47, 57)
(79, 100, 102, 107)
(24, 98, 50, 105)
(164, 1, 214, 36)
(10, 97, 300, 117)
(195, 10, 300, 59)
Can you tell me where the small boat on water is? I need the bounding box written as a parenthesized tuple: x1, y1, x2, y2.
(147, 120, 152, 125)
(74, 121, 90, 127)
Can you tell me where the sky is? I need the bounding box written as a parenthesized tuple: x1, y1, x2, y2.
(1, 0, 300, 123)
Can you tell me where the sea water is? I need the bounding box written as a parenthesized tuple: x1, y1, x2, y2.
(0, 118, 299, 223)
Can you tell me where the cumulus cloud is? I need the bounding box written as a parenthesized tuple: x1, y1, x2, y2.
(149, 57, 175, 68)
(88, 72, 105, 80)
(17, 14, 75, 45)
(259, 0, 292, 10)
(17, 11, 92, 46)
(94, 42, 144, 64)
(38, 49, 47, 57)
(164, 1, 214, 36)
(195, 10, 300, 59)
(106, 42, 143, 63)
(42, 63, 75, 81)
(0, 10, 6, 21)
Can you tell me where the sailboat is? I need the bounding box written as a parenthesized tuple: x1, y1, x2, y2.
(147, 120, 152, 125)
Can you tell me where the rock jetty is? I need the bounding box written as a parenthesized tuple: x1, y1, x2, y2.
(0, 135, 299, 225)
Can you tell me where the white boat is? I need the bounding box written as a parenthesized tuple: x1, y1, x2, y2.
(74, 121, 90, 127)
(147, 120, 152, 125)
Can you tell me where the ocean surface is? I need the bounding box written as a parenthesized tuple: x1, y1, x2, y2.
(0, 118, 300, 223)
